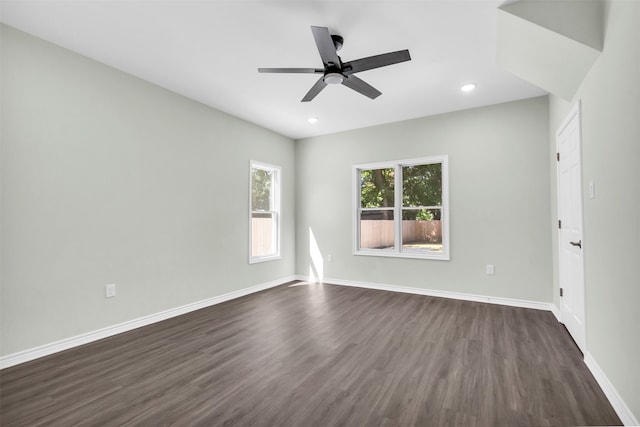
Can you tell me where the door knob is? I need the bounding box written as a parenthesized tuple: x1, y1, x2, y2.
(569, 240, 582, 248)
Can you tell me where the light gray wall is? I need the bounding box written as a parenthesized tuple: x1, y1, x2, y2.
(548, 1, 640, 419)
(0, 25, 296, 356)
(296, 96, 552, 303)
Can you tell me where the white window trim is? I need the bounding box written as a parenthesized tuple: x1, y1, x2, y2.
(249, 160, 282, 264)
(352, 155, 450, 261)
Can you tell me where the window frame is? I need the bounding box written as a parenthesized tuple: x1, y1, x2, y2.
(249, 160, 282, 264)
(353, 155, 450, 260)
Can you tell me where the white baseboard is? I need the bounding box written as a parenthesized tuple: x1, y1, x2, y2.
(296, 275, 554, 312)
(550, 303, 561, 322)
(584, 352, 639, 426)
(0, 276, 295, 370)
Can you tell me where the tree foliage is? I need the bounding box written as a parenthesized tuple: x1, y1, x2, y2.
(360, 163, 442, 220)
(360, 168, 395, 208)
(402, 164, 442, 220)
(251, 168, 272, 211)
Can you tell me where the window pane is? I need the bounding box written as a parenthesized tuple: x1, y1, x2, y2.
(251, 212, 276, 257)
(250, 161, 280, 263)
(252, 168, 272, 211)
(402, 208, 442, 253)
(360, 210, 395, 250)
(402, 163, 442, 207)
(360, 168, 395, 208)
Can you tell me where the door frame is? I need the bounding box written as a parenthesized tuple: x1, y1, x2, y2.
(556, 100, 587, 353)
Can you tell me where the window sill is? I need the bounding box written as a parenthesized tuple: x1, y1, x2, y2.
(249, 255, 282, 264)
(353, 250, 450, 261)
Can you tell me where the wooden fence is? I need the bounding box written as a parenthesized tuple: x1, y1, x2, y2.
(251, 217, 274, 256)
(360, 220, 442, 249)
(252, 217, 442, 253)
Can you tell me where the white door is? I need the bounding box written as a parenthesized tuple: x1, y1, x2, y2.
(557, 102, 586, 352)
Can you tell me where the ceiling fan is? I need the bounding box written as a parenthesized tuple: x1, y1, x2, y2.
(258, 26, 411, 102)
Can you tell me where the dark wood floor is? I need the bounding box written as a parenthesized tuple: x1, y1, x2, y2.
(1, 282, 621, 426)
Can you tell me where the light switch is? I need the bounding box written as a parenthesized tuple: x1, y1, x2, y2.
(105, 284, 116, 298)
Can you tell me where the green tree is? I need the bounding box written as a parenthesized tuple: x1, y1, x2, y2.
(251, 168, 272, 211)
(402, 164, 442, 220)
(360, 168, 394, 208)
(360, 163, 442, 220)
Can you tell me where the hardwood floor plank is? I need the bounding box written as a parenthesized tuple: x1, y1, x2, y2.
(0, 282, 622, 426)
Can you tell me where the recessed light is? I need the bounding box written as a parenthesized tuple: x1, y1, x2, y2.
(307, 117, 319, 124)
(461, 83, 476, 92)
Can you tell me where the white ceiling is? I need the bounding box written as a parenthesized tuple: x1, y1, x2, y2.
(0, 0, 546, 140)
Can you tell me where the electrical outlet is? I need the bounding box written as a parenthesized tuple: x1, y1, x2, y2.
(327, 254, 333, 262)
(486, 264, 495, 275)
(589, 180, 595, 199)
(105, 283, 116, 298)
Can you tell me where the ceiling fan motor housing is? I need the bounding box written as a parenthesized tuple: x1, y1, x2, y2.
(331, 34, 343, 51)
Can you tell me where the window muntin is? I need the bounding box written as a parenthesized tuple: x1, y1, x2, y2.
(250, 161, 281, 263)
(354, 156, 449, 260)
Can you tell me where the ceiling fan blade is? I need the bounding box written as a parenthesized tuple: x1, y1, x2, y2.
(258, 68, 324, 74)
(311, 26, 341, 66)
(342, 50, 411, 75)
(301, 76, 328, 102)
(341, 75, 382, 99)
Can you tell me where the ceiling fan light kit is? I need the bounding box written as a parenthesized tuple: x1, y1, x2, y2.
(258, 26, 411, 102)
(324, 72, 343, 85)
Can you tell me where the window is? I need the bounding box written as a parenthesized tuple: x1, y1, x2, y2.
(354, 156, 449, 260)
(250, 161, 281, 263)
